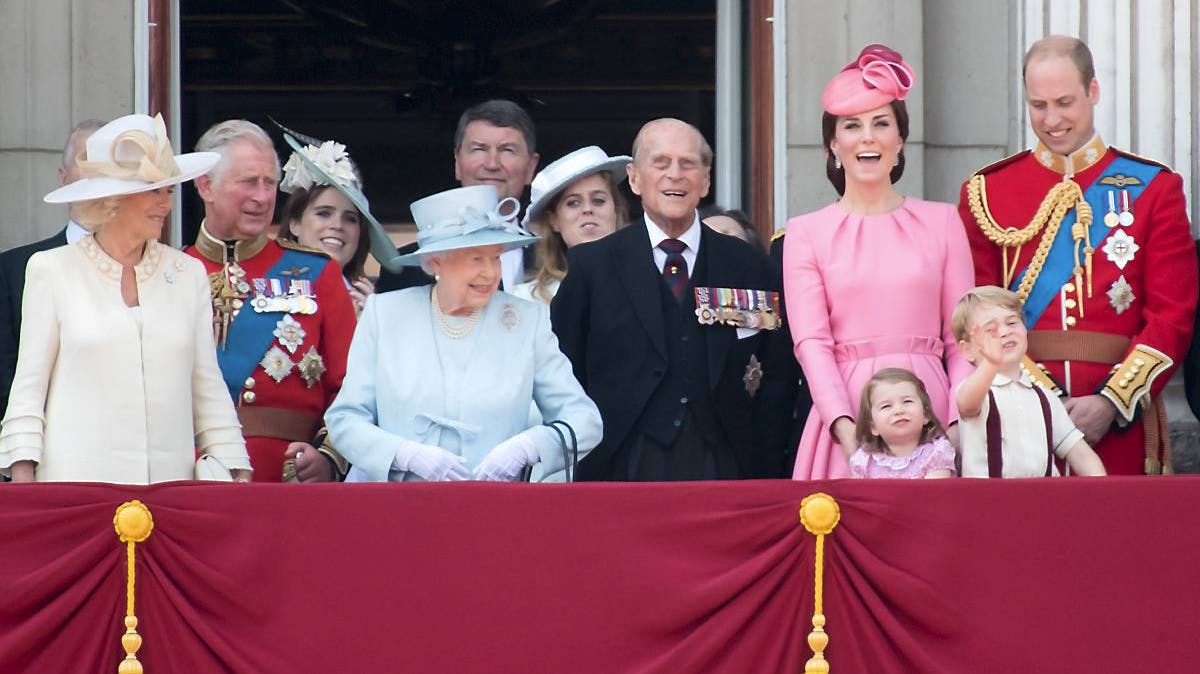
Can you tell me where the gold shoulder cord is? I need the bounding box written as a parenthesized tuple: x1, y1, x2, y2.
(966, 174, 1093, 306)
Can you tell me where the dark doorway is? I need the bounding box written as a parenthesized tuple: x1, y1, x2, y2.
(180, 0, 718, 250)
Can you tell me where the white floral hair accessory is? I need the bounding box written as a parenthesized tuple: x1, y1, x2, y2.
(280, 140, 360, 194)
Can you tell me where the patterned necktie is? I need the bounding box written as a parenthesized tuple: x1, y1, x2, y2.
(658, 238, 690, 302)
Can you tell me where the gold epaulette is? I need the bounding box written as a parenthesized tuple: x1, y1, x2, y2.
(1109, 147, 1175, 174)
(770, 228, 787, 243)
(276, 237, 331, 258)
(1020, 355, 1064, 396)
(971, 150, 1032, 177)
(1099, 344, 1173, 423)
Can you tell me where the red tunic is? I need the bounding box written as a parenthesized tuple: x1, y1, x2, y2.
(186, 235, 355, 481)
(958, 145, 1197, 474)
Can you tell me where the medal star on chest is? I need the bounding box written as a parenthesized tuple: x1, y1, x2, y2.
(260, 345, 295, 384)
(1101, 230, 1139, 269)
(1107, 275, 1135, 314)
(273, 314, 307, 354)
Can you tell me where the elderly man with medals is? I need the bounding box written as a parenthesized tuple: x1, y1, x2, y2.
(958, 36, 1198, 475)
(186, 120, 366, 482)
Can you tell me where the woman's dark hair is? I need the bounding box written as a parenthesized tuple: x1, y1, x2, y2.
(278, 184, 370, 280)
(821, 99, 909, 196)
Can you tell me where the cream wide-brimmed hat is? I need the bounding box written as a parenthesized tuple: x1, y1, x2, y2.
(43, 113, 219, 203)
(392, 184, 539, 267)
(278, 131, 407, 273)
(522, 145, 631, 227)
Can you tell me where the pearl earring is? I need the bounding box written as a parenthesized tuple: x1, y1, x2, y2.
(434, 273, 441, 283)
(834, 156, 842, 170)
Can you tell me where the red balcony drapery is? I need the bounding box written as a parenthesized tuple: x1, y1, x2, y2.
(0, 478, 1196, 673)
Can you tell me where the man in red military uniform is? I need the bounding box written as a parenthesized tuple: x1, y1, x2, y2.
(186, 119, 355, 482)
(958, 36, 1197, 474)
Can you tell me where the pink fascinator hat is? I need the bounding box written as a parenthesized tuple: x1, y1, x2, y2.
(821, 44, 915, 116)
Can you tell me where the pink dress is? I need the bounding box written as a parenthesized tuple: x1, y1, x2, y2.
(848, 437, 957, 478)
(783, 198, 974, 479)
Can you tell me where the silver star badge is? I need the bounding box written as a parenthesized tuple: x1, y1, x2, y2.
(1107, 275, 1135, 315)
(1102, 230, 1139, 270)
(273, 314, 307, 354)
(298, 346, 326, 388)
(743, 354, 763, 397)
(259, 345, 294, 383)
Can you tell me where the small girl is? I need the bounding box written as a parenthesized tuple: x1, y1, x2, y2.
(848, 368, 956, 479)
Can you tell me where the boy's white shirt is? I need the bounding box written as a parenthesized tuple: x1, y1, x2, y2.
(957, 371, 1084, 478)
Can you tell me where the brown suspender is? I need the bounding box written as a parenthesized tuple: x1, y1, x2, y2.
(985, 386, 1055, 478)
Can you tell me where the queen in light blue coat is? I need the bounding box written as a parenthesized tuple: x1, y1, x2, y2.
(327, 184, 601, 482)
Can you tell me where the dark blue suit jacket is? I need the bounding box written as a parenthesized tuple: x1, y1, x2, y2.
(0, 230, 67, 416)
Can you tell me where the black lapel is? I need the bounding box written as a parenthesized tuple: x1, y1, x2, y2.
(614, 224, 667, 359)
(695, 227, 736, 390)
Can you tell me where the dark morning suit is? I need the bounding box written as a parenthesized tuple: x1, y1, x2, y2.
(0, 230, 68, 417)
(551, 219, 793, 481)
(375, 242, 432, 292)
(765, 232, 813, 476)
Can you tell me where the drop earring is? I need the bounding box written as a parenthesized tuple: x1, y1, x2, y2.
(834, 155, 842, 170)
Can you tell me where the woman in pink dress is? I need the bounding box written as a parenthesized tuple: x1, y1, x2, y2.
(783, 44, 974, 479)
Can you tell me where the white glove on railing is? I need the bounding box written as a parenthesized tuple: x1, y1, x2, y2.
(474, 428, 543, 482)
(393, 439, 471, 482)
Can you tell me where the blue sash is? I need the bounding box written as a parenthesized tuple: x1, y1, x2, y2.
(216, 249, 328, 402)
(1012, 155, 1161, 327)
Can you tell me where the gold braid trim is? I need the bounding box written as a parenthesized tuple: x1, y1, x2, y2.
(966, 174, 1089, 300)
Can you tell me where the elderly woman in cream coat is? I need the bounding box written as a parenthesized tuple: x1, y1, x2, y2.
(0, 114, 251, 483)
(327, 184, 601, 482)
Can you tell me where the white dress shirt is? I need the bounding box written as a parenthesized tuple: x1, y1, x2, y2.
(65, 220, 88, 244)
(646, 212, 701, 274)
(959, 371, 1084, 478)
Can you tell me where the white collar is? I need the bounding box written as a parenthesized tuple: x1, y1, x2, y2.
(645, 211, 701, 252)
(65, 220, 88, 245)
(991, 370, 1033, 388)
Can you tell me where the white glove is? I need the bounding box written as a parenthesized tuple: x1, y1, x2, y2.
(393, 439, 471, 482)
(474, 429, 542, 482)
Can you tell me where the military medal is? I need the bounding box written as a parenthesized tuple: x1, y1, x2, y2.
(743, 355, 763, 397)
(1107, 275, 1135, 314)
(1103, 191, 1120, 228)
(1118, 190, 1135, 227)
(260, 345, 295, 383)
(693, 287, 781, 330)
(1102, 230, 1139, 270)
(273, 314, 306, 354)
(298, 346, 326, 388)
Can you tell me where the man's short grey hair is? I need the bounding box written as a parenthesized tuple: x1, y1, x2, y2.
(195, 119, 280, 186)
(62, 119, 107, 168)
(453, 100, 537, 154)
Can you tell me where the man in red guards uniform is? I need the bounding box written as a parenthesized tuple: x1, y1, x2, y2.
(958, 36, 1197, 474)
(187, 119, 355, 482)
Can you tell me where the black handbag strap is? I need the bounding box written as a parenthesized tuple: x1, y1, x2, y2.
(544, 420, 578, 483)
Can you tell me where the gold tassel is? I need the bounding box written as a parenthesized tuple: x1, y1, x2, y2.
(113, 501, 154, 674)
(800, 493, 841, 674)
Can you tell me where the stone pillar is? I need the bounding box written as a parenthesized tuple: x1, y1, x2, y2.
(783, 0, 925, 220)
(0, 0, 134, 250)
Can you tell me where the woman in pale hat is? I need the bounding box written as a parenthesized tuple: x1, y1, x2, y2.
(0, 113, 252, 483)
(275, 131, 387, 316)
(783, 44, 974, 479)
(511, 146, 631, 304)
(326, 184, 602, 482)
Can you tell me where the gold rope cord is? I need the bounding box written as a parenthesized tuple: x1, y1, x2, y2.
(966, 174, 1091, 299)
(114, 501, 154, 674)
(800, 493, 841, 674)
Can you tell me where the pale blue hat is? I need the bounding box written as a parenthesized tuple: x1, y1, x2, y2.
(393, 184, 539, 266)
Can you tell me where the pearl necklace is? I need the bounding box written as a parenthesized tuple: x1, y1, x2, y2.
(431, 288, 481, 339)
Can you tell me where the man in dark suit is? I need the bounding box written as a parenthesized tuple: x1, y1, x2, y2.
(376, 99, 539, 292)
(551, 118, 792, 481)
(0, 120, 105, 417)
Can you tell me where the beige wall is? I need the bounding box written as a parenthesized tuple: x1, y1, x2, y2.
(0, 0, 133, 250)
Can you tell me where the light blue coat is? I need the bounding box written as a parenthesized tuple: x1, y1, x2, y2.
(326, 287, 601, 481)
